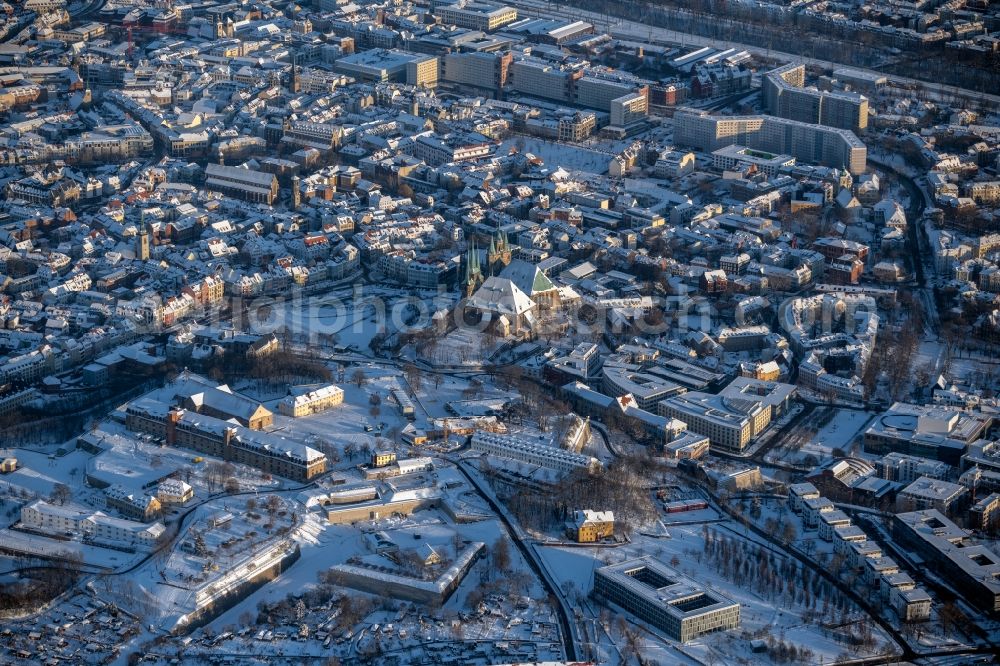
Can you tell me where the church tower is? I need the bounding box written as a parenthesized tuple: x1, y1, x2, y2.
(487, 225, 511, 273)
(463, 240, 482, 299)
(136, 227, 150, 261)
(291, 175, 301, 210)
(290, 52, 301, 93)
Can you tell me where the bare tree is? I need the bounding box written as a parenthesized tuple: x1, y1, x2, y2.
(404, 364, 423, 392)
(265, 495, 282, 522)
(49, 483, 72, 505)
(351, 369, 367, 388)
(491, 537, 512, 574)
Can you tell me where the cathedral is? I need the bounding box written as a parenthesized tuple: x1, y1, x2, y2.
(486, 226, 511, 275)
(462, 226, 512, 298)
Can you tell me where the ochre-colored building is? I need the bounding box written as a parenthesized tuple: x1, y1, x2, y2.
(572, 509, 615, 542)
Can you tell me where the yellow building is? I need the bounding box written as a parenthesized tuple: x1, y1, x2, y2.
(572, 509, 615, 543)
(372, 451, 397, 468)
(158, 479, 194, 505)
(278, 385, 344, 417)
(740, 360, 781, 381)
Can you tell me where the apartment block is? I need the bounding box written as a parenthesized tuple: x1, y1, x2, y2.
(897, 476, 968, 513)
(875, 452, 950, 485)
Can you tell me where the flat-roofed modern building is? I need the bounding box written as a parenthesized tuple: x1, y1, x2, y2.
(663, 430, 711, 460)
(334, 49, 438, 88)
(602, 366, 685, 411)
(893, 509, 1000, 612)
(610, 92, 648, 128)
(897, 476, 968, 513)
(763, 63, 869, 133)
(961, 440, 1000, 495)
(674, 107, 867, 175)
(864, 402, 991, 465)
(970, 492, 1000, 531)
(507, 57, 652, 115)
(508, 58, 575, 104)
(657, 391, 770, 453)
(594, 557, 740, 642)
(717, 376, 797, 418)
(441, 50, 512, 90)
(576, 74, 643, 112)
(788, 482, 820, 513)
(712, 144, 795, 176)
(875, 452, 951, 484)
(832, 67, 888, 94)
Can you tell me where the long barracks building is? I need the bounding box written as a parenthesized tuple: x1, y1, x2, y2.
(125, 397, 326, 481)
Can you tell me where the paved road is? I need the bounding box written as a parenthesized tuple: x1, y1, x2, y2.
(587, 419, 618, 457)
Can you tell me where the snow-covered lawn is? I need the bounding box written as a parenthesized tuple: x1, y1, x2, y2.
(767, 408, 875, 466)
(802, 409, 875, 458)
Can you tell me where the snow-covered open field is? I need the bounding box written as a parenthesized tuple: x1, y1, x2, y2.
(768, 408, 876, 466)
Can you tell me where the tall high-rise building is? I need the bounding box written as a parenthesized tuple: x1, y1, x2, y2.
(441, 51, 512, 91)
(763, 63, 869, 133)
